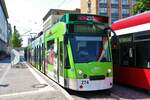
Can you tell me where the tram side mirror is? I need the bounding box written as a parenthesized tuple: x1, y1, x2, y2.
(104, 27, 116, 37)
(105, 28, 111, 37)
(104, 27, 118, 48)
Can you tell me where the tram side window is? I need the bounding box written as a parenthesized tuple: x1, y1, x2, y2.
(36, 47, 39, 63)
(42, 43, 44, 61)
(135, 42, 150, 68)
(34, 48, 36, 62)
(119, 34, 135, 67)
(120, 43, 130, 66)
(34, 47, 37, 66)
(39, 46, 42, 66)
(119, 43, 135, 66)
(47, 40, 54, 65)
(47, 40, 54, 50)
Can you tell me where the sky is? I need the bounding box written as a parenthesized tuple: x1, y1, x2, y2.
(5, 0, 80, 47)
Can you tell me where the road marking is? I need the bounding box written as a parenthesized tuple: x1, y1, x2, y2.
(0, 88, 52, 98)
(111, 93, 121, 100)
(0, 65, 10, 84)
(0, 63, 54, 98)
(25, 63, 54, 90)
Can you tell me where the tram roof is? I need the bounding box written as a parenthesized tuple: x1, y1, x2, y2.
(112, 11, 150, 30)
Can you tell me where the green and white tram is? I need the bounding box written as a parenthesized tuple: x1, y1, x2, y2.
(27, 13, 114, 91)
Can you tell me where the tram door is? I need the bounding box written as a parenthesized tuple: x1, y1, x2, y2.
(54, 39, 59, 83)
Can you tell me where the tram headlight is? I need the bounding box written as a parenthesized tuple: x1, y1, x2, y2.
(108, 69, 112, 73)
(78, 70, 88, 78)
(78, 70, 83, 75)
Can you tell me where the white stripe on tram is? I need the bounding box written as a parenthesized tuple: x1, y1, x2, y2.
(114, 23, 150, 35)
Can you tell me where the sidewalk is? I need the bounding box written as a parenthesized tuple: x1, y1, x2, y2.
(0, 58, 69, 100)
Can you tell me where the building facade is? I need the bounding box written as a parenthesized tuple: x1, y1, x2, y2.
(0, 0, 10, 56)
(7, 23, 12, 53)
(43, 9, 80, 33)
(81, 0, 136, 23)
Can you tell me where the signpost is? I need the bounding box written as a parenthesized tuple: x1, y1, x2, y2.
(11, 49, 20, 67)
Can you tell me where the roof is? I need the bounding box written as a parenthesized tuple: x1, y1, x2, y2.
(112, 11, 150, 30)
(43, 8, 80, 21)
(0, 0, 9, 18)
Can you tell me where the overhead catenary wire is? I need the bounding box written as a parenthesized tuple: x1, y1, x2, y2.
(57, 0, 67, 8)
(57, 0, 66, 8)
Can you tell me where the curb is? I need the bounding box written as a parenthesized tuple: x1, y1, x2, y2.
(26, 63, 74, 100)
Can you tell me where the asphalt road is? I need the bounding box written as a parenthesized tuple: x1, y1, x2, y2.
(68, 84, 150, 100)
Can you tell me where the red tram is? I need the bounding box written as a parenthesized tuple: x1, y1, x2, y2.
(112, 11, 150, 90)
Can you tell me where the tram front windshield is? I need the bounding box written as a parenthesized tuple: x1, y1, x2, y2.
(70, 36, 111, 63)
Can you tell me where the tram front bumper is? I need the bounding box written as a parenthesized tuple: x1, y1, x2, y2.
(67, 77, 113, 91)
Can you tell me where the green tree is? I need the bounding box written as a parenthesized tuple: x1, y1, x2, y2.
(133, 0, 150, 14)
(12, 26, 22, 48)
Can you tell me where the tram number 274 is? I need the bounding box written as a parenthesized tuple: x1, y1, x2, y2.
(81, 80, 89, 85)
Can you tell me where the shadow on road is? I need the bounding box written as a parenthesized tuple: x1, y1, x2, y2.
(66, 88, 113, 99)
(112, 84, 150, 99)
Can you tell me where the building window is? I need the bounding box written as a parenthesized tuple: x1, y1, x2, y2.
(111, 4, 119, 8)
(132, 0, 136, 6)
(99, 3, 107, 8)
(112, 17, 119, 22)
(122, 9, 129, 14)
(87, 0, 91, 13)
(112, 13, 119, 18)
(99, 0, 107, 3)
(99, 8, 108, 13)
(111, 0, 118, 4)
(122, 5, 129, 9)
(99, 12, 108, 16)
(122, 0, 128, 5)
(111, 8, 118, 14)
(122, 14, 130, 18)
